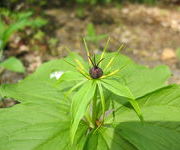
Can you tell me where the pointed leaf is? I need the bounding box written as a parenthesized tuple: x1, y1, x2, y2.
(100, 52, 171, 98)
(0, 57, 25, 73)
(0, 79, 88, 150)
(115, 122, 180, 150)
(105, 85, 180, 150)
(71, 80, 96, 143)
(101, 78, 142, 120)
(83, 127, 137, 150)
(27, 52, 87, 81)
(97, 81, 105, 121)
(0, 80, 67, 105)
(57, 71, 85, 83)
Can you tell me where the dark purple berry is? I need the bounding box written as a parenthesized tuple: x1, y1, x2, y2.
(89, 67, 103, 79)
(88, 55, 104, 79)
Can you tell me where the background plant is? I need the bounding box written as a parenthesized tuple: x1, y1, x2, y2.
(0, 0, 158, 8)
(0, 8, 47, 73)
(85, 23, 108, 44)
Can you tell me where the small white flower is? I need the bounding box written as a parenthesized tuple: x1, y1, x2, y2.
(50, 71, 64, 80)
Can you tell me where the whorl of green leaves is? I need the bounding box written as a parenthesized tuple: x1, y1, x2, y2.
(0, 42, 179, 150)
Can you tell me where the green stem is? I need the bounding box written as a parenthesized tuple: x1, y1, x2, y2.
(92, 88, 97, 127)
(85, 110, 94, 128)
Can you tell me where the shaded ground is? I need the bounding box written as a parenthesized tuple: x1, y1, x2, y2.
(45, 4, 180, 83)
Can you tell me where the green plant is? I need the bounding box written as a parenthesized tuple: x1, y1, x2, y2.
(0, 57, 25, 73)
(0, 39, 180, 150)
(0, 8, 47, 50)
(128, 0, 157, 4)
(48, 37, 58, 47)
(75, 0, 112, 5)
(0, 8, 47, 73)
(76, 7, 85, 19)
(0, 0, 48, 8)
(33, 30, 45, 41)
(85, 23, 108, 44)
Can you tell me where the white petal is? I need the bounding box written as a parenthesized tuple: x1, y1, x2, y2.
(50, 71, 64, 80)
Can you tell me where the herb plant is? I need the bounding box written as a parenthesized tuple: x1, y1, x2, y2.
(0, 39, 180, 150)
(85, 23, 108, 44)
(0, 8, 47, 73)
(0, 8, 47, 51)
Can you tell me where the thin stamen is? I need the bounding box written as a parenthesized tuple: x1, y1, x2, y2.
(100, 69, 120, 79)
(104, 43, 126, 71)
(100, 37, 110, 60)
(83, 38, 91, 65)
(88, 56, 95, 67)
(74, 59, 85, 71)
(77, 68, 91, 80)
(96, 58, 104, 67)
(63, 59, 76, 68)
(93, 54, 96, 66)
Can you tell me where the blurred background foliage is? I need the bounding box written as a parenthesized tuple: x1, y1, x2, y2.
(0, 0, 180, 90)
(0, 0, 176, 8)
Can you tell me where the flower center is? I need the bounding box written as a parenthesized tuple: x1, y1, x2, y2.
(89, 67, 103, 79)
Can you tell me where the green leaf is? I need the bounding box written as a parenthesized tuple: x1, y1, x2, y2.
(122, 65, 171, 98)
(106, 85, 180, 123)
(0, 51, 176, 150)
(0, 103, 88, 150)
(0, 8, 11, 18)
(2, 20, 28, 46)
(84, 131, 99, 150)
(14, 11, 33, 21)
(101, 78, 142, 120)
(97, 81, 105, 121)
(86, 23, 96, 37)
(100, 52, 171, 98)
(0, 57, 25, 73)
(57, 71, 85, 83)
(101, 78, 134, 99)
(0, 80, 67, 105)
(85, 23, 107, 43)
(30, 17, 48, 28)
(105, 85, 180, 150)
(0, 77, 72, 150)
(71, 80, 96, 143)
(85, 34, 108, 43)
(0, 78, 88, 150)
(115, 122, 180, 150)
(84, 85, 180, 150)
(83, 127, 137, 150)
(27, 52, 87, 81)
(0, 19, 6, 40)
(0, 10, 47, 50)
(83, 130, 109, 150)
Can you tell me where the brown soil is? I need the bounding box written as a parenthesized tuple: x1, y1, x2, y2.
(45, 4, 180, 83)
(1, 3, 180, 84)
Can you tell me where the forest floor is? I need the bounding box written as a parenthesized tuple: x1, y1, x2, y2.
(1, 3, 180, 84)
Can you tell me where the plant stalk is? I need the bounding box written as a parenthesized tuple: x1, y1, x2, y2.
(92, 88, 98, 127)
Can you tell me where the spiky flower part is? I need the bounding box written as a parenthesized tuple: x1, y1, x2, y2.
(89, 55, 104, 79)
